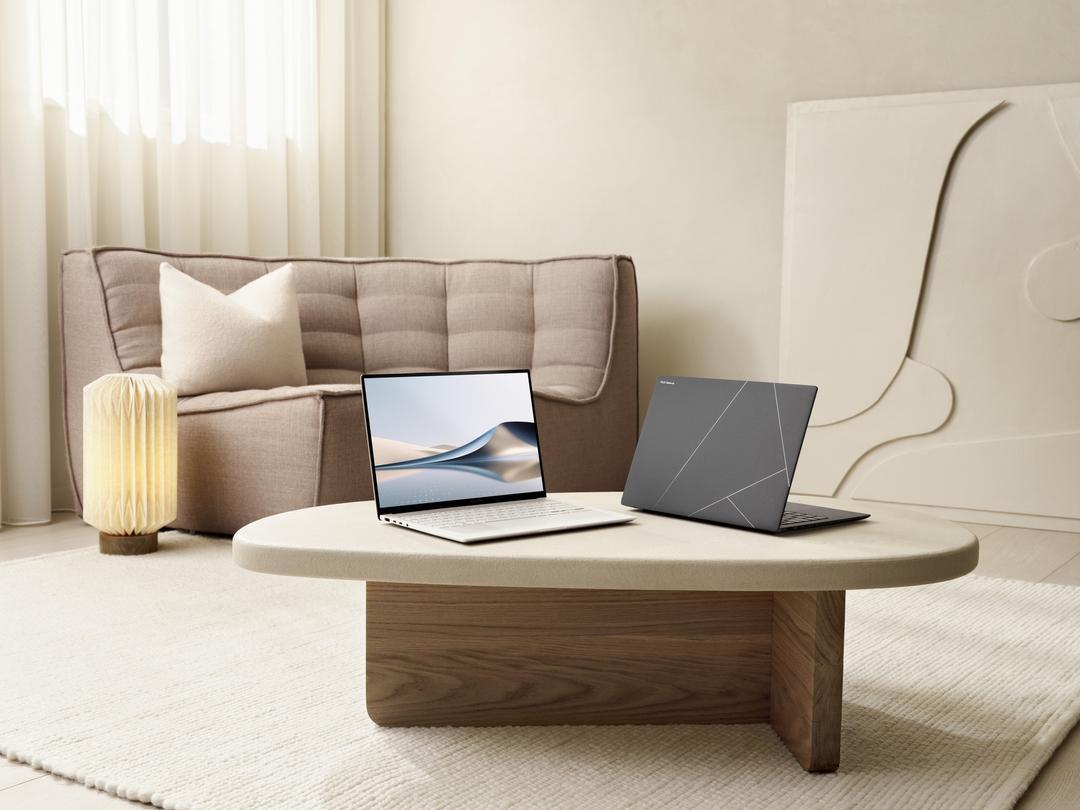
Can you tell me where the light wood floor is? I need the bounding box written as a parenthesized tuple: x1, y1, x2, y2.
(0, 515, 1077, 808)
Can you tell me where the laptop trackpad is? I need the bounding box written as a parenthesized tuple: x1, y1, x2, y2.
(459, 516, 577, 534)
(490, 517, 561, 530)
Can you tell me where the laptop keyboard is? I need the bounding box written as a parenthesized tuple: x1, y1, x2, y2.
(779, 509, 825, 527)
(404, 500, 586, 529)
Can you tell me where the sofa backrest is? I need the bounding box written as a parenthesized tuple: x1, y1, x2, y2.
(62, 248, 635, 402)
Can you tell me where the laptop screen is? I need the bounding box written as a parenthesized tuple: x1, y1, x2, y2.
(362, 371, 546, 512)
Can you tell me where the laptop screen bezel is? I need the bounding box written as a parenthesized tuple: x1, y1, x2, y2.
(361, 369, 549, 516)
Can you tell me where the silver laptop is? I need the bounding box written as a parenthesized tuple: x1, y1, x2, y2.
(621, 376, 869, 533)
(361, 370, 634, 543)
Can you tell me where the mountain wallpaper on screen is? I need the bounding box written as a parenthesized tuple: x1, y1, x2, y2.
(372, 422, 542, 506)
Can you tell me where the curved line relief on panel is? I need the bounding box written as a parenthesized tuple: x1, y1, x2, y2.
(781, 98, 1003, 427)
(1025, 238, 1080, 322)
(791, 357, 953, 496)
(1050, 96, 1080, 179)
(784, 85, 1080, 527)
(852, 432, 1080, 520)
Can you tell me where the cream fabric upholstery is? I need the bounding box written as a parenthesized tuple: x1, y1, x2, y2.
(61, 248, 639, 534)
(159, 263, 307, 395)
(174, 386, 367, 535)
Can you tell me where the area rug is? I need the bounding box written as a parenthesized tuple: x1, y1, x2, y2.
(1, 536, 1079, 809)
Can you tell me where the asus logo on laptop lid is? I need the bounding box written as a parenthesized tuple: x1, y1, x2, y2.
(659, 379, 676, 385)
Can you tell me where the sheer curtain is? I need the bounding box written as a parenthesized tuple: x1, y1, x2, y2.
(0, 0, 370, 526)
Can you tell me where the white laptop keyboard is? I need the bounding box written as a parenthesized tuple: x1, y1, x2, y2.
(403, 500, 585, 529)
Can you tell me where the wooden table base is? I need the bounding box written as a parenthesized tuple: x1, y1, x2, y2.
(366, 582, 845, 772)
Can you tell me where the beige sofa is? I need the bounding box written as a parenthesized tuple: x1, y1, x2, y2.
(60, 248, 639, 534)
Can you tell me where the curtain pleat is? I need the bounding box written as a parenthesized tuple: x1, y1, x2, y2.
(0, 0, 52, 526)
(0, 0, 353, 526)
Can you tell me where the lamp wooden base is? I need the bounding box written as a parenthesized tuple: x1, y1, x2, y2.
(365, 582, 845, 772)
(99, 532, 158, 555)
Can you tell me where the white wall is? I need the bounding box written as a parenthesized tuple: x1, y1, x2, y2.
(385, 0, 1080, 399)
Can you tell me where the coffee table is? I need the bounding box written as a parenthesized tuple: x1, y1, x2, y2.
(233, 492, 977, 772)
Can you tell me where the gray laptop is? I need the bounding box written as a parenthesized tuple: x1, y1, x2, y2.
(621, 377, 869, 533)
(361, 370, 633, 543)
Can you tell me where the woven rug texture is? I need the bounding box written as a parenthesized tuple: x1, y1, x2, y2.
(1, 535, 1079, 809)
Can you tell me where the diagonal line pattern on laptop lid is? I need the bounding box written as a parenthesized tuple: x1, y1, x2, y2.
(725, 497, 755, 529)
(621, 376, 828, 532)
(653, 380, 748, 508)
(773, 383, 790, 486)
(688, 467, 788, 517)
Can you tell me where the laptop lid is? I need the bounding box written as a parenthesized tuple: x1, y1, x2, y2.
(621, 377, 817, 532)
(361, 370, 548, 515)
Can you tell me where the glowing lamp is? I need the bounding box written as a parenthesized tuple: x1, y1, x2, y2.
(83, 374, 178, 555)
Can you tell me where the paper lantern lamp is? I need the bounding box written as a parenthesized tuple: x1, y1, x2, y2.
(83, 374, 178, 555)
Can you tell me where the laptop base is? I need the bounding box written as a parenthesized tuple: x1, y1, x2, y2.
(777, 501, 870, 533)
(384, 498, 634, 543)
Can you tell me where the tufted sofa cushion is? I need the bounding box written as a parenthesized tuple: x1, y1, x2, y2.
(87, 248, 618, 403)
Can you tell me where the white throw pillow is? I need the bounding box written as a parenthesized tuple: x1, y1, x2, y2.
(159, 262, 308, 396)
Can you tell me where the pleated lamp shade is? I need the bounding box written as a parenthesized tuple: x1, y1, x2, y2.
(83, 374, 178, 555)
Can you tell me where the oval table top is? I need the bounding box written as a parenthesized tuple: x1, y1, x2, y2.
(232, 493, 978, 592)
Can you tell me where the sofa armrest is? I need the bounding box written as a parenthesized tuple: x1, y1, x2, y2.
(536, 256, 638, 490)
(175, 385, 368, 534)
(529, 256, 622, 404)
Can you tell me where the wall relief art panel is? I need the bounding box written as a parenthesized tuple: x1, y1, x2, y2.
(780, 83, 1080, 530)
